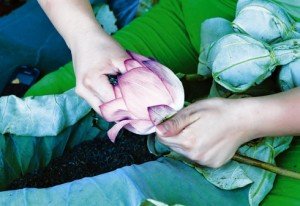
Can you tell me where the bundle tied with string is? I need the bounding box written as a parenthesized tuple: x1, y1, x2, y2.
(198, 0, 300, 93)
(204, 34, 300, 92)
(233, 0, 300, 43)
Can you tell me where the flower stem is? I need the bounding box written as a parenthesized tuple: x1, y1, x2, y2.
(186, 74, 207, 81)
(177, 73, 207, 82)
(233, 153, 300, 179)
(167, 151, 300, 179)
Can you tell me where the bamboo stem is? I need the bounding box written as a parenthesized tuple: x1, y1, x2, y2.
(233, 153, 300, 180)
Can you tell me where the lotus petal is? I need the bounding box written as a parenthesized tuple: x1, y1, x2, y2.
(118, 67, 172, 119)
(108, 119, 154, 142)
(148, 105, 176, 125)
(114, 85, 123, 98)
(108, 120, 131, 142)
(102, 51, 185, 140)
(127, 51, 151, 64)
(143, 60, 184, 110)
(124, 120, 155, 134)
(124, 59, 144, 71)
(99, 98, 134, 122)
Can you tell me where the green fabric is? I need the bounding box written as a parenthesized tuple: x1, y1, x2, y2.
(24, 0, 300, 205)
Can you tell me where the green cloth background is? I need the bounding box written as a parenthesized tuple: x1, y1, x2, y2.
(24, 0, 300, 205)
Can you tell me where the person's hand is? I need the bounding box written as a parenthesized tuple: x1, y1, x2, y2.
(38, 0, 130, 114)
(71, 34, 129, 113)
(156, 98, 256, 168)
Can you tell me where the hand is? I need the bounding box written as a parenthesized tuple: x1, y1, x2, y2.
(156, 98, 256, 168)
(38, 0, 130, 114)
(71, 34, 129, 113)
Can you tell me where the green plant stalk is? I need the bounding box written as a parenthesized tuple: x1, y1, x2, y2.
(185, 74, 207, 81)
(171, 152, 300, 180)
(233, 153, 300, 179)
(176, 73, 208, 82)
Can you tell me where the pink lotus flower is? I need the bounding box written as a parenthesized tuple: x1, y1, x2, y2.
(99, 51, 184, 142)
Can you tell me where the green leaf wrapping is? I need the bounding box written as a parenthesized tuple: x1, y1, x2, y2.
(279, 59, 300, 91)
(198, 0, 300, 93)
(203, 33, 300, 93)
(198, 18, 234, 77)
(234, 0, 300, 43)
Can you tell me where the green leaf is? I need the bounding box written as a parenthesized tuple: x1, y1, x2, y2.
(0, 90, 109, 189)
(195, 161, 253, 190)
(0, 158, 249, 205)
(0, 89, 91, 137)
(165, 135, 292, 206)
(238, 136, 293, 206)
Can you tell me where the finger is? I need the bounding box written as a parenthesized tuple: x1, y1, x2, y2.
(157, 127, 192, 151)
(82, 70, 117, 103)
(157, 136, 192, 159)
(156, 105, 200, 137)
(101, 53, 130, 75)
(157, 135, 183, 149)
(76, 86, 103, 116)
(112, 57, 128, 74)
(170, 146, 189, 157)
(88, 75, 116, 103)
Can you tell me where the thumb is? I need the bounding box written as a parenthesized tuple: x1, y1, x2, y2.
(156, 114, 189, 137)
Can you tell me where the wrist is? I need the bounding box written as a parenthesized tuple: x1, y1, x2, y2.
(229, 98, 260, 143)
(236, 96, 285, 139)
(67, 24, 111, 51)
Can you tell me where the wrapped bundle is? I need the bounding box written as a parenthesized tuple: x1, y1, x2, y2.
(205, 33, 300, 92)
(233, 0, 300, 43)
(198, 18, 235, 76)
(198, 0, 300, 93)
(279, 59, 300, 91)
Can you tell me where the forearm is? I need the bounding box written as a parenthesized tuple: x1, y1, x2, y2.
(38, 0, 111, 50)
(243, 87, 300, 138)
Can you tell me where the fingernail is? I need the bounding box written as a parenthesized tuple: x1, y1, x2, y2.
(157, 123, 169, 136)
